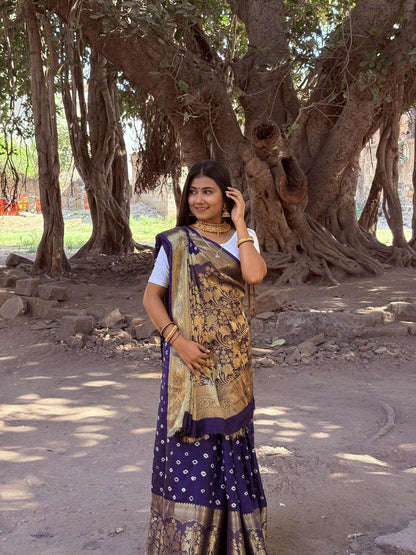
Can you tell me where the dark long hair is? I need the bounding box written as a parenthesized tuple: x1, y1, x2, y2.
(176, 160, 234, 226)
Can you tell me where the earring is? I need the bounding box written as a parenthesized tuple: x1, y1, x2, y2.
(222, 207, 231, 218)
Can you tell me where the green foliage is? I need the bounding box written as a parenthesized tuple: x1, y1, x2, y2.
(0, 213, 177, 251)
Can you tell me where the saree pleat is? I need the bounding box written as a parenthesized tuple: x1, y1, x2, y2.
(146, 227, 267, 554)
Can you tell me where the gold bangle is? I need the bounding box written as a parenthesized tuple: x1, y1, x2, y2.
(159, 321, 175, 335)
(169, 330, 181, 345)
(236, 236, 254, 247)
(165, 325, 178, 343)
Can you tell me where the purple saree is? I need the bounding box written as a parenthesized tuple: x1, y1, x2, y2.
(146, 227, 267, 554)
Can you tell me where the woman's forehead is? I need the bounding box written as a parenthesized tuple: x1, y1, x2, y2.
(189, 175, 220, 190)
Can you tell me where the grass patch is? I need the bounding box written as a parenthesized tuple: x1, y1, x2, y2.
(376, 228, 411, 245)
(1, 213, 410, 252)
(130, 215, 176, 243)
(0, 213, 177, 251)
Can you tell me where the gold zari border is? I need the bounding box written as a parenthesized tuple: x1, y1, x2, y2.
(147, 493, 267, 554)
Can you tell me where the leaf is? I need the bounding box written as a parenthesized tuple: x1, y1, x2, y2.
(178, 80, 189, 92)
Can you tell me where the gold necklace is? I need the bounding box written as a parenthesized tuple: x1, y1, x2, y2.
(194, 228, 234, 259)
(194, 220, 231, 235)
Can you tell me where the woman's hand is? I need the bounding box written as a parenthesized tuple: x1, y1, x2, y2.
(172, 335, 212, 378)
(226, 186, 245, 226)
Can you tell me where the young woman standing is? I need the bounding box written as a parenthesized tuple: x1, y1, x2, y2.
(143, 160, 268, 554)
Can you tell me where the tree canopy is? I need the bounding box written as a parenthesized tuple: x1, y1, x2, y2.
(2, 0, 416, 280)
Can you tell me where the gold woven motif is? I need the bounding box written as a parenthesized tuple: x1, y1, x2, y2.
(147, 493, 267, 555)
(163, 228, 253, 438)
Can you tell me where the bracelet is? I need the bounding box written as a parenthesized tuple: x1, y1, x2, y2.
(165, 325, 179, 343)
(236, 236, 254, 248)
(159, 321, 175, 335)
(169, 330, 181, 345)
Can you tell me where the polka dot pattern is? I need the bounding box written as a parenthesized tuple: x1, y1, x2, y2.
(151, 374, 266, 514)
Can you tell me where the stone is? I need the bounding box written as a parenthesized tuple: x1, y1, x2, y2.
(50, 307, 88, 318)
(132, 318, 157, 340)
(0, 288, 15, 306)
(5, 252, 34, 267)
(66, 334, 85, 349)
(375, 520, 416, 554)
(114, 330, 132, 345)
(1, 268, 30, 288)
(356, 309, 386, 325)
(38, 283, 69, 301)
(15, 278, 43, 297)
(297, 341, 318, 357)
(0, 296, 28, 318)
(256, 289, 288, 312)
(99, 308, 125, 328)
(57, 315, 95, 340)
(128, 316, 145, 328)
(387, 301, 416, 322)
(255, 311, 276, 321)
(26, 297, 58, 318)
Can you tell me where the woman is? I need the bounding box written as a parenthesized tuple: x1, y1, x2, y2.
(143, 160, 268, 554)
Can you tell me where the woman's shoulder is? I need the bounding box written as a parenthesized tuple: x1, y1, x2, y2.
(156, 226, 190, 247)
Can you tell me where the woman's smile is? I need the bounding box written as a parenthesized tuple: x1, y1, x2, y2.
(188, 175, 224, 223)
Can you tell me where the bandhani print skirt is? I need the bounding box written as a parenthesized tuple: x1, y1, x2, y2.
(146, 382, 267, 554)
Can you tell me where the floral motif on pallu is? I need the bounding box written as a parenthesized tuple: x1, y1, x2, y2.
(155, 227, 254, 440)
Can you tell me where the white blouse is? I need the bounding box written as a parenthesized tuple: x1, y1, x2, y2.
(148, 228, 260, 288)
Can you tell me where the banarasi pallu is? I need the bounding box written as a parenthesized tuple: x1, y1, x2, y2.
(146, 226, 268, 555)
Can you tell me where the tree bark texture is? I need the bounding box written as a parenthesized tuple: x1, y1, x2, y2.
(39, 0, 416, 282)
(25, 1, 70, 275)
(60, 30, 135, 258)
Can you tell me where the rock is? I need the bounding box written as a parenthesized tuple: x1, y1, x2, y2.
(0, 288, 15, 306)
(99, 308, 125, 328)
(113, 330, 132, 345)
(38, 283, 69, 301)
(1, 268, 30, 288)
(26, 297, 58, 318)
(66, 334, 85, 349)
(387, 301, 416, 323)
(362, 322, 411, 337)
(256, 289, 288, 312)
(356, 308, 386, 325)
(297, 341, 318, 357)
(375, 520, 416, 554)
(57, 315, 95, 340)
(0, 296, 28, 318)
(5, 252, 34, 267)
(129, 316, 145, 328)
(132, 318, 156, 340)
(255, 311, 276, 321)
(15, 277, 43, 297)
(124, 314, 143, 326)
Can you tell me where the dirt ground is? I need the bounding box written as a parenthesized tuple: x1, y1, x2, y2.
(1, 254, 416, 555)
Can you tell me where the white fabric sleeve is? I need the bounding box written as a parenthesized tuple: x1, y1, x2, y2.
(147, 228, 261, 287)
(148, 246, 170, 288)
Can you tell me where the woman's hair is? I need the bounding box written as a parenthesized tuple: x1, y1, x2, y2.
(176, 160, 234, 226)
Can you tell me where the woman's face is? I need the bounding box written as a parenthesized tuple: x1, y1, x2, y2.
(188, 175, 224, 223)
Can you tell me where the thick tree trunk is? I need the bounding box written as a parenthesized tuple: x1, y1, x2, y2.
(242, 122, 382, 284)
(359, 179, 382, 236)
(61, 35, 135, 258)
(373, 94, 416, 264)
(409, 117, 416, 246)
(26, 1, 70, 275)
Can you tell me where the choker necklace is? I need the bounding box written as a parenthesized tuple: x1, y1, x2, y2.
(194, 220, 231, 235)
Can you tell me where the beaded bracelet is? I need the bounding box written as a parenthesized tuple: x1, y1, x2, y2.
(165, 324, 179, 343)
(236, 236, 255, 248)
(159, 321, 175, 335)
